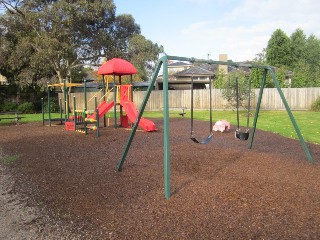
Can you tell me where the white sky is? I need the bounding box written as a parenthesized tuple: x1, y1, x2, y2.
(114, 0, 320, 61)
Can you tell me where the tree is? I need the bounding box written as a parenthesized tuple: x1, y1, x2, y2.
(290, 28, 307, 68)
(291, 61, 309, 87)
(251, 49, 269, 88)
(0, 0, 142, 84)
(221, 70, 254, 110)
(0, 10, 54, 103)
(266, 29, 292, 67)
(127, 34, 161, 81)
(213, 69, 226, 89)
(304, 34, 320, 86)
(109, 14, 141, 58)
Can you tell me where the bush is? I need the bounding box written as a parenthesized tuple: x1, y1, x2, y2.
(43, 97, 61, 113)
(311, 97, 320, 111)
(17, 102, 35, 113)
(0, 101, 18, 112)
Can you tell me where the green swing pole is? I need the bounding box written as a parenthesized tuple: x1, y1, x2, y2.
(48, 83, 51, 127)
(41, 97, 44, 126)
(130, 75, 134, 102)
(116, 58, 164, 171)
(119, 76, 123, 124)
(248, 69, 267, 149)
(102, 75, 106, 127)
(84, 80, 87, 110)
(84, 80, 87, 135)
(269, 68, 313, 163)
(113, 74, 117, 129)
(73, 96, 77, 131)
(63, 79, 67, 123)
(95, 96, 100, 137)
(84, 107, 87, 134)
(59, 97, 63, 124)
(162, 58, 171, 199)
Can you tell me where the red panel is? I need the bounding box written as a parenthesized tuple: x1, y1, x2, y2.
(65, 121, 75, 131)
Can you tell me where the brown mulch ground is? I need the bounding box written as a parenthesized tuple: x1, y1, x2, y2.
(1, 119, 320, 239)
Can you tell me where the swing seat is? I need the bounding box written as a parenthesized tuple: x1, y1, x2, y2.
(235, 129, 249, 141)
(191, 133, 213, 144)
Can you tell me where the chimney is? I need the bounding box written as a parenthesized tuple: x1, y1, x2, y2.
(218, 54, 228, 74)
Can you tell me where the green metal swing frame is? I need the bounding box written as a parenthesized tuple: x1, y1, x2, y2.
(116, 55, 314, 199)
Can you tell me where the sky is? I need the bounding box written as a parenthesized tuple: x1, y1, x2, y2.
(114, 0, 320, 62)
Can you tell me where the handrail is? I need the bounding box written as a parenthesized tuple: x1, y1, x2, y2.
(88, 88, 103, 103)
(99, 87, 114, 102)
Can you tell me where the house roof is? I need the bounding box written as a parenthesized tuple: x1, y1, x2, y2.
(168, 61, 192, 68)
(133, 82, 155, 87)
(174, 66, 214, 77)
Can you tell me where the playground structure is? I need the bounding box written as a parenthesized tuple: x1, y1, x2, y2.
(92, 58, 157, 132)
(65, 94, 101, 137)
(116, 54, 314, 199)
(42, 58, 157, 135)
(42, 82, 82, 126)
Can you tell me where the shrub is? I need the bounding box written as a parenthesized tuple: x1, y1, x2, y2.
(0, 101, 18, 112)
(43, 97, 60, 113)
(17, 102, 35, 113)
(311, 97, 320, 111)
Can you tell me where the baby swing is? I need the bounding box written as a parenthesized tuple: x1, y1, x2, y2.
(235, 74, 252, 141)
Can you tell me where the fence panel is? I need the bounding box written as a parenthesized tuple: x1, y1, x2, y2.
(60, 87, 320, 112)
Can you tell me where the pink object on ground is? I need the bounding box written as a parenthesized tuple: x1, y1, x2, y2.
(212, 120, 231, 132)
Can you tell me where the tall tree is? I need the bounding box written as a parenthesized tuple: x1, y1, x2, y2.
(0, 10, 54, 103)
(127, 34, 161, 81)
(304, 34, 320, 86)
(0, 0, 143, 83)
(290, 28, 307, 68)
(266, 29, 292, 67)
(305, 34, 320, 67)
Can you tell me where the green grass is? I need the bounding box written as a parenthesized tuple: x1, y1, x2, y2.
(1, 111, 319, 144)
(143, 110, 320, 144)
(0, 113, 65, 124)
(0, 155, 20, 164)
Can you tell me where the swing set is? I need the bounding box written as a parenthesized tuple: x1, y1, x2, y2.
(116, 55, 314, 199)
(189, 65, 253, 143)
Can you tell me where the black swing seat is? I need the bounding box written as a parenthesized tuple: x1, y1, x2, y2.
(191, 133, 213, 144)
(235, 129, 250, 141)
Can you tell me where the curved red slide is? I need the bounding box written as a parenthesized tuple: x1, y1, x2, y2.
(121, 101, 157, 132)
(87, 101, 114, 120)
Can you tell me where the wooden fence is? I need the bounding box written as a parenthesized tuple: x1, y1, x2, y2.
(62, 87, 320, 112)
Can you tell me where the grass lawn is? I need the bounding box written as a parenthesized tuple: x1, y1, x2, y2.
(143, 110, 320, 144)
(0, 110, 319, 144)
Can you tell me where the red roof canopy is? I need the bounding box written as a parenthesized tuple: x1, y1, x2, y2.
(98, 58, 138, 76)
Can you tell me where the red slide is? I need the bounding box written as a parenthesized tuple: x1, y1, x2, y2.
(121, 101, 157, 132)
(87, 101, 114, 120)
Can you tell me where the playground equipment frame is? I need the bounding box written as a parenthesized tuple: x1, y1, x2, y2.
(117, 54, 313, 199)
(42, 80, 82, 126)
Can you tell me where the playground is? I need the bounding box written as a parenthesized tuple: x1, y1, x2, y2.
(1, 118, 320, 239)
